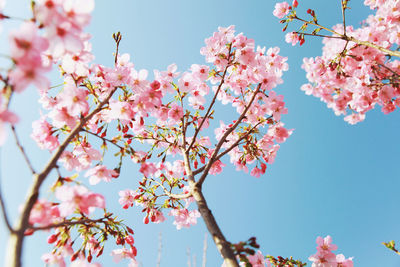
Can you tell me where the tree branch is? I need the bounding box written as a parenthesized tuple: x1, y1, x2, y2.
(5, 87, 117, 267)
(29, 217, 108, 231)
(294, 16, 400, 58)
(189, 179, 239, 267)
(0, 155, 15, 233)
(192, 120, 263, 176)
(145, 177, 192, 199)
(187, 45, 233, 153)
(195, 84, 261, 187)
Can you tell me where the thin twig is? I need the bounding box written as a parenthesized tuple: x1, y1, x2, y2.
(195, 84, 261, 187)
(0, 149, 15, 234)
(193, 120, 263, 176)
(295, 32, 344, 39)
(82, 128, 125, 150)
(29, 217, 108, 231)
(341, 0, 347, 36)
(145, 177, 191, 199)
(187, 45, 233, 153)
(11, 126, 36, 175)
(294, 16, 400, 58)
(6, 87, 118, 267)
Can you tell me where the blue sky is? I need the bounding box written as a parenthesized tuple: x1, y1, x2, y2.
(1, 0, 400, 266)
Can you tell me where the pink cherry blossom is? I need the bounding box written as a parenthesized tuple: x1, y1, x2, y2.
(245, 250, 268, 267)
(119, 189, 139, 209)
(285, 32, 300, 46)
(29, 200, 60, 226)
(168, 103, 184, 123)
(111, 248, 136, 263)
(169, 208, 201, 230)
(31, 117, 59, 151)
(55, 185, 105, 216)
(0, 105, 18, 145)
(273, 2, 290, 18)
(85, 165, 119, 185)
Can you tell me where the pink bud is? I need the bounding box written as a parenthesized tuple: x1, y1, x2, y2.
(47, 234, 58, 244)
(126, 235, 135, 245)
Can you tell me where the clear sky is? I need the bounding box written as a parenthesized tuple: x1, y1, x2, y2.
(1, 0, 400, 267)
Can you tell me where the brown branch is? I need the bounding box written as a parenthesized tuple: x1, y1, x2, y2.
(192, 121, 263, 176)
(5, 87, 117, 267)
(195, 84, 261, 187)
(82, 128, 125, 150)
(341, 0, 347, 36)
(295, 32, 344, 40)
(29, 217, 108, 231)
(294, 16, 400, 58)
(189, 179, 239, 267)
(145, 177, 192, 199)
(187, 45, 233, 153)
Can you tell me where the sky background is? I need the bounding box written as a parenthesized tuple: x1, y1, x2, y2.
(1, 0, 400, 267)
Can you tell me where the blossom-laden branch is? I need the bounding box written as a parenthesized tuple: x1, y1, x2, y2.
(274, 0, 400, 124)
(195, 83, 261, 187)
(6, 86, 118, 267)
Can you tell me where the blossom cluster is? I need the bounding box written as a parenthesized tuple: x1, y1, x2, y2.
(112, 25, 291, 231)
(232, 235, 352, 267)
(274, 0, 400, 124)
(308, 236, 353, 267)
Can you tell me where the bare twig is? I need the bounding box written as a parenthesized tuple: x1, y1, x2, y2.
(10, 126, 36, 175)
(5, 87, 117, 267)
(0, 150, 15, 234)
(82, 128, 125, 150)
(295, 32, 344, 39)
(341, 0, 347, 36)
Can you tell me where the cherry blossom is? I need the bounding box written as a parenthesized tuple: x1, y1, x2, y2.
(55, 185, 105, 217)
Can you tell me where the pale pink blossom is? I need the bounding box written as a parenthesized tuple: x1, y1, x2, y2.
(285, 32, 300, 46)
(273, 2, 290, 18)
(31, 117, 59, 151)
(119, 189, 138, 209)
(168, 103, 184, 123)
(85, 165, 119, 185)
(29, 200, 60, 226)
(169, 208, 201, 230)
(111, 248, 136, 263)
(55, 185, 105, 216)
